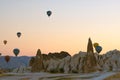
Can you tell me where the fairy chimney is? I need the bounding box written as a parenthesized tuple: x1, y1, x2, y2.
(87, 38, 94, 53)
(31, 49, 44, 72)
(29, 57, 35, 66)
(84, 38, 98, 73)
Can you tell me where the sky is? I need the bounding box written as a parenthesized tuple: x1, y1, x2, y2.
(0, 0, 120, 56)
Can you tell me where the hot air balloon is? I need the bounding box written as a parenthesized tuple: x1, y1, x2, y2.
(13, 48, 20, 57)
(95, 46, 102, 53)
(0, 53, 2, 56)
(47, 10, 52, 17)
(3, 40, 7, 45)
(17, 32, 21, 38)
(5, 55, 10, 62)
(93, 43, 99, 48)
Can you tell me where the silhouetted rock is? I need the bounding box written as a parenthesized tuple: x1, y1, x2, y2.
(87, 38, 94, 53)
(29, 57, 35, 66)
(28, 38, 120, 73)
(31, 49, 44, 72)
(29, 50, 70, 72)
(28, 48, 120, 73)
(48, 51, 70, 59)
(42, 54, 51, 61)
(84, 38, 98, 73)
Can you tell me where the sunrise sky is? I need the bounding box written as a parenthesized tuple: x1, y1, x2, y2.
(0, 0, 120, 56)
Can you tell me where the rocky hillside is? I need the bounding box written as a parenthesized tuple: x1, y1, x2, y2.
(1, 38, 120, 73)
(29, 49, 120, 73)
(29, 49, 70, 72)
(29, 38, 120, 73)
(97, 49, 120, 72)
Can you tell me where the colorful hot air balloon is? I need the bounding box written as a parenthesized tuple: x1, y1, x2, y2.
(13, 48, 20, 57)
(47, 10, 52, 17)
(93, 43, 99, 48)
(3, 40, 7, 45)
(5, 55, 10, 62)
(17, 32, 21, 38)
(95, 46, 102, 53)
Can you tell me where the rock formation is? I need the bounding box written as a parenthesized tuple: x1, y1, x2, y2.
(29, 49, 70, 72)
(97, 49, 120, 72)
(87, 38, 94, 53)
(84, 38, 98, 73)
(31, 49, 44, 72)
(29, 38, 99, 73)
(29, 57, 35, 66)
(29, 38, 120, 73)
(12, 66, 30, 73)
(28, 49, 120, 73)
(48, 51, 70, 59)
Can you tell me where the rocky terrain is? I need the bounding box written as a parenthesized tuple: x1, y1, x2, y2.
(29, 38, 120, 73)
(1, 38, 120, 74)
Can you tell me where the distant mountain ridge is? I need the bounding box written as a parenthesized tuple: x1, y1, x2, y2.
(0, 56, 31, 69)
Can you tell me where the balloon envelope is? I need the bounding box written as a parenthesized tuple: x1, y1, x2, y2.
(95, 46, 102, 53)
(47, 11, 52, 17)
(17, 32, 21, 38)
(3, 40, 7, 45)
(13, 48, 20, 56)
(5, 55, 10, 62)
(0, 53, 2, 56)
(93, 43, 99, 48)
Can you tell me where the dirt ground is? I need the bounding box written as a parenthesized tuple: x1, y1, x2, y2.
(0, 72, 117, 80)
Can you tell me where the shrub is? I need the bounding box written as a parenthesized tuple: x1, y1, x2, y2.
(72, 70, 78, 73)
(59, 68, 64, 73)
(49, 69, 58, 73)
